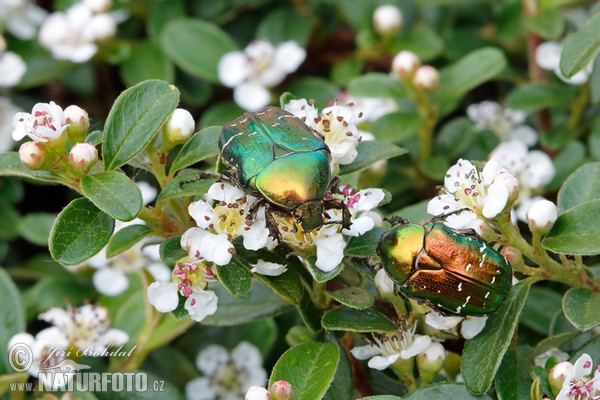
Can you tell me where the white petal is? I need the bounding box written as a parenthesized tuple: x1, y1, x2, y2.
(425, 311, 463, 331)
(147, 281, 179, 313)
(350, 345, 381, 360)
(481, 157, 504, 185)
(207, 181, 245, 203)
(314, 230, 345, 272)
(218, 51, 249, 87)
(98, 328, 129, 347)
(368, 354, 399, 370)
(343, 216, 374, 236)
(137, 181, 158, 205)
(185, 290, 218, 322)
(535, 41, 562, 71)
(232, 342, 262, 370)
(400, 335, 431, 359)
(374, 269, 394, 294)
(196, 344, 229, 375)
(482, 183, 508, 218)
(274, 41, 306, 73)
(188, 200, 215, 228)
(353, 188, 385, 211)
(146, 263, 172, 283)
(521, 150, 555, 189)
(233, 82, 271, 111)
(93, 268, 129, 296)
(185, 377, 218, 400)
(509, 125, 538, 147)
(250, 260, 287, 276)
(241, 209, 271, 251)
(181, 228, 234, 266)
(461, 316, 488, 339)
(39, 308, 69, 326)
(572, 353, 594, 376)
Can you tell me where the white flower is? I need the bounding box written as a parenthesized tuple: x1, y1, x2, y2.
(250, 260, 287, 276)
(183, 182, 272, 266)
(284, 99, 361, 172)
(0, 50, 26, 87)
(147, 261, 218, 322)
(427, 158, 511, 231)
(218, 40, 306, 111)
(350, 326, 431, 370)
(373, 4, 403, 35)
(424, 311, 488, 339)
(466, 101, 536, 145)
(8, 331, 67, 377)
(0, 97, 22, 152)
(12, 101, 68, 143)
(556, 353, 600, 400)
(186, 342, 268, 400)
(339, 94, 398, 123)
(0, 1, 47, 40)
(341, 186, 385, 236)
(536, 41, 591, 85)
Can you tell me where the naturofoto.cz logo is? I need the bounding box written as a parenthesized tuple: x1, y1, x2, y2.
(8, 342, 165, 393)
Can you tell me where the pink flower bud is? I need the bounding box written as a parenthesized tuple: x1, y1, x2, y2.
(19, 142, 50, 170)
(526, 199, 558, 233)
(245, 386, 271, 400)
(413, 65, 440, 90)
(270, 380, 293, 400)
(69, 143, 98, 171)
(549, 361, 573, 396)
(500, 246, 523, 267)
(373, 5, 403, 36)
(416, 342, 446, 383)
(163, 108, 195, 145)
(64, 105, 90, 144)
(391, 51, 421, 79)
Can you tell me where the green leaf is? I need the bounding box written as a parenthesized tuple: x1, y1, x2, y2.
(157, 172, 213, 202)
(345, 227, 384, 257)
(495, 348, 533, 400)
(437, 47, 507, 105)
(170, 126, 221, 173)
(256, 8, 312, 46)
(111, 291, 146, 353)
(215, 257, 252, 297)
(590, 56, 600, 104)
(557, 162, 600, 213)
(369, 111, 422, 143)
(159, 235, 187, 263)
(18, 212, 55, 246)
(0, 200, 19, 241)
(120, 42, 175, 87)
(92, 370, 184, 400)
(542, 199, 600, 255)
(339, 141, 407, 175)
(520, 286, 563, 335)
(347, 73, 407, 98)
(524, 8, 564, 40)
(401, 383, 493, 399)
(160, 18, 238, 82)
(203, 281, 291, 326)
(434, 117, 476, 160)
(570, 335, 600, 363)
(304, 256, 344, 283)
(106, 224, 154, 258)
(26, 276, 93, 316)
(323, 332, 353, 400)
(562, 288, 600, 330)
(462, 280, 531, 394)
(547, 141, 587, 193)
(49, 198, 115, 265)
(321, 306, 397, 332)
(0, 269, 25, 374)
(286, 77, 340, 110)
(530, 331, 583, 361)
(390, 26, 443, 61)
(269, 342, 339, 400)
(328, 287, 374, 310)
(560, 13, 600, 78)
(81, 171, 143, 221)
(11, 40, 71, 88)
(506, 82, 577, 112)
(103, 80, 179, 170)
(0, 152, 63, 184)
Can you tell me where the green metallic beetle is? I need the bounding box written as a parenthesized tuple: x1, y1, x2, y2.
(217, 106, 350, 234)
(377, 217, 512, 315)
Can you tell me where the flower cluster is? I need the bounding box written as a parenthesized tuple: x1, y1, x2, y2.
(39, 0, 120, 63)
(550, 353, 600, 400)
(186, 342, 268, 400)
(8, 304, 128, 377)
(466, 100, 536, 146)
(218, 40, 306, 111)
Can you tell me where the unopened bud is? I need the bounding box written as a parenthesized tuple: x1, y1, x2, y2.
(493, 172, 519, 204)
(270, 380, 293, 400)
(69, 143, 98, 171)
(245, 386, 271, 400)
(413, 65, 439, 90)
(527, 199, 558, 234)
(391, 51, 420, 79)
(64, 105, 90, 144)
(374, 268, 394, 295)
(19, 142, 52, 170)
(163, 108, 195, 146)
(373, 5, 403, 36)
(416, 342, 446, 384)
(549, 361, 573, 397)
(500, 246, 523, 267)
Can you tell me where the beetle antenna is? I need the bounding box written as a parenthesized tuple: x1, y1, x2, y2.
(428, 207, 470, 223)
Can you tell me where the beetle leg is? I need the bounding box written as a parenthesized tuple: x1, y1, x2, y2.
(384, 216, 410, 226)
(323, 200, 352, 230)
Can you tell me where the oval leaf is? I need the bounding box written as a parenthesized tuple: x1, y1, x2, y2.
(0, 269, 26, 374)
(215, 257, 252, 297)
(0, 152, 63, 184)
(506, 82, 576, 112)
(339, 141, 407, 175)
(347, 73, 407, 98)
(462, 280, 531, 394)
(328, 287, 374, 310)
(321, 306, 397, 332)
(557, 162, 600, 213)
(103, 80, 179, 170)
(402, 383, 493, 400)
(560, 13, 600, 78)
(160, 18, 238, 82)
(171, 126, 221, 173)
(562, 287, 600, 330)
(49, 198, 115, 265)
(106, 224, 154, 258)
(269, 342, 340, 400)
(81, 171, 143, 221)
(542, 199, 600, 255)
(120, 41, 175, 86)
(17, 212, 55, 246)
